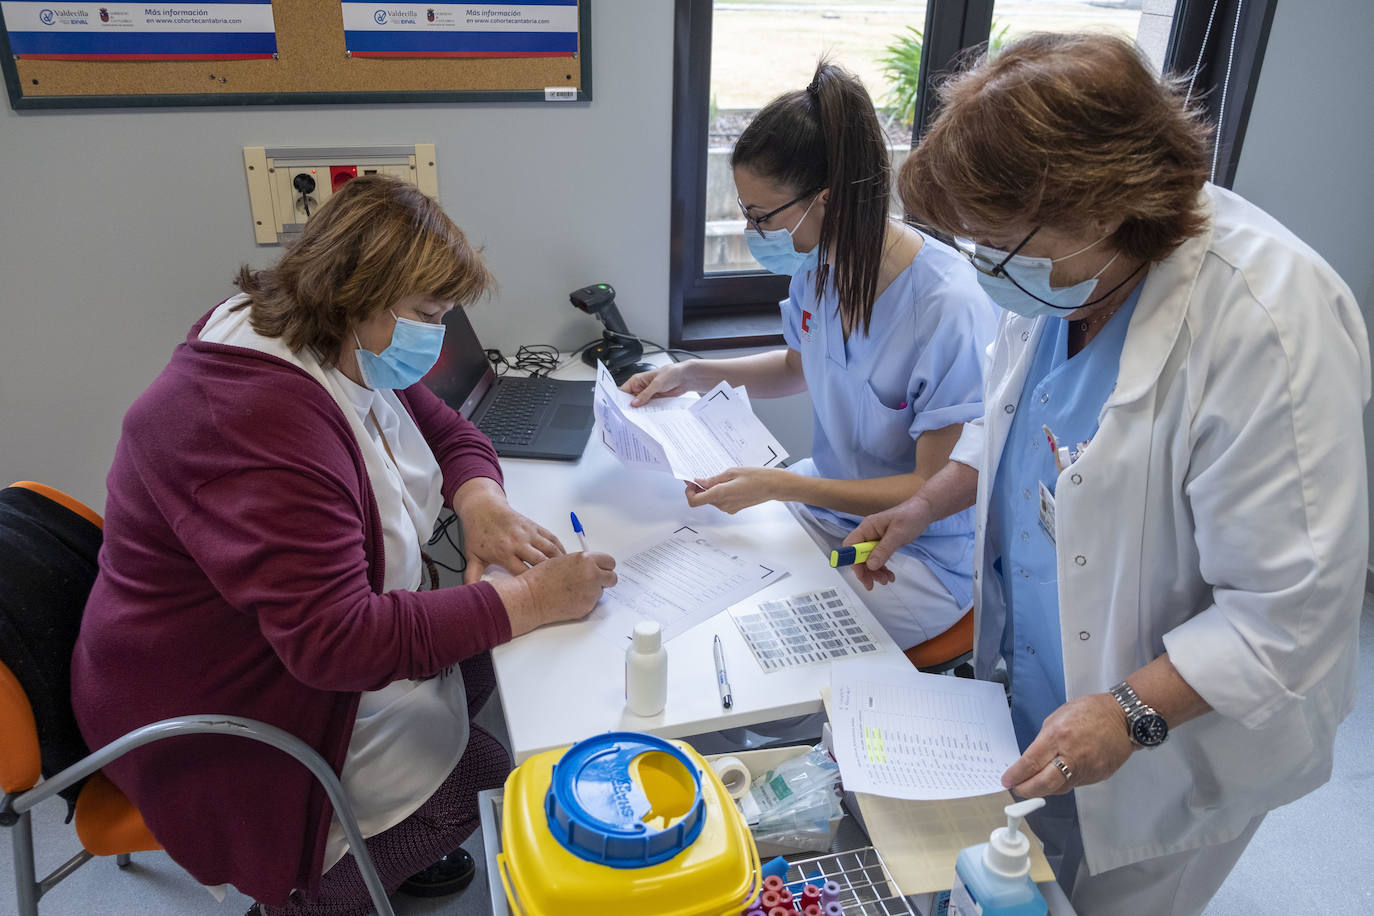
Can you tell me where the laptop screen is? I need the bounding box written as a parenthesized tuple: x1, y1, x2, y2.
(421, 306, 496, 419)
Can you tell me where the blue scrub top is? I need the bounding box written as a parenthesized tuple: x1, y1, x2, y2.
(990, 284, 1143, 750)
(781, 231, 998, 609)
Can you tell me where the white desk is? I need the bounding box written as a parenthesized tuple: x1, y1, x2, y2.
(490, 418, 908, 763)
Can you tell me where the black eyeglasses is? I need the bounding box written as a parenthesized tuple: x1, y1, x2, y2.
(957, 225, 1146, 311)
(737, 189, 821, 238)
(956, 226, 1041, 278)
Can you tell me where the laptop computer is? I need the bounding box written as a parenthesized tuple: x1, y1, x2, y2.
(422, 306, 595, 461)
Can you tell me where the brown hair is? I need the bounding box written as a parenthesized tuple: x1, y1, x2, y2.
(732, 60, 890, 335)
(235, 175, 492, 365)
(901, 32, 1212, 262)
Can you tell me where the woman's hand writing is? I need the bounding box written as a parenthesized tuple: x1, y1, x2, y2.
(491, 552, 618, 637)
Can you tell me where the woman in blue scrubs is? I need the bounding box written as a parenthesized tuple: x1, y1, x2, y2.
(622, 61, 996, 649)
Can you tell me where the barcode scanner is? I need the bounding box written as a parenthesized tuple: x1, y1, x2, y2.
(570, 283, 653, 385)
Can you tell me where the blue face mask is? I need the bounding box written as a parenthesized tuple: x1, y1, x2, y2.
(745, 196, 821, 276)
(354, 309, 446, 390)
(966, 233, 1118, 320)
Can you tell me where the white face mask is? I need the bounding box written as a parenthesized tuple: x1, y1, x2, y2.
(961, 231, 1119, 320)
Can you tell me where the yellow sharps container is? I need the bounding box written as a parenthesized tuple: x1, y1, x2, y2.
(499, 732, 761, 916)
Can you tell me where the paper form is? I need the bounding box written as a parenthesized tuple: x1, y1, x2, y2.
(819, 688, 1053, 894)
(829, 660, 1022, 800)
(586, 526, 789, 646)
(592, 362, 787, 480)
(592, 370, 671, 472)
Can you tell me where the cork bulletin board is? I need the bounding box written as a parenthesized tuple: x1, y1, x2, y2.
(0, 1, 590, 109)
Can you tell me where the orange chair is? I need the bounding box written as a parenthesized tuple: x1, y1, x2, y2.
(0, 482, 395, 916)
(904, 608, 975, 675)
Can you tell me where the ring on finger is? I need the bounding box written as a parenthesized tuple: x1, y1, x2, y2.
(1051, 757, 1073, 783)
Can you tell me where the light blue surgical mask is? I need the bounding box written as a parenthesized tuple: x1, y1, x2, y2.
(354, 309, 446, 390)
(745, 195, 821, 276)
(962, 231, 1119, 320)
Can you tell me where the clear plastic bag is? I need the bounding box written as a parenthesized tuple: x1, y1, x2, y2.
(743, 743, 843, 852)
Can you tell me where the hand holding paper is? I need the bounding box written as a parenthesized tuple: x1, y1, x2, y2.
(685, 466, 788, 514)
(830, 659, 1022, 800)
(593, 362, 788, 482)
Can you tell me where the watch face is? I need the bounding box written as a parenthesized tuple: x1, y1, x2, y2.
(1131, 713, 1168, 747)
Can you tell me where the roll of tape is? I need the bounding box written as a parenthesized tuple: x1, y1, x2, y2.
(710, 755, 752, 800)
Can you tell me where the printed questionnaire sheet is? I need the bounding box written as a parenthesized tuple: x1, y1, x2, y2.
(592, 362, 787, 480)
(829, 660, 1022, 800)
(586, 526, 789, 645)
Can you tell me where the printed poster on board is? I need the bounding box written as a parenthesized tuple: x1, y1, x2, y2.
(340, 0, 577, 59)
(1, 1, 277, 60)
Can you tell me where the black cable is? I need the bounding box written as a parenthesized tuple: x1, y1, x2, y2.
(486, 335, 698, 377)
(486, 343, 563, 378)
(426, 512, 467, 576)
(640, 342, 700, 363)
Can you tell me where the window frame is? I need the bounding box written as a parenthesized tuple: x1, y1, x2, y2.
(668, 0, 791, 350)
(668, 0, 1275, 349)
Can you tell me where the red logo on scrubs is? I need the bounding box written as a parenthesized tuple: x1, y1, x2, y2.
(801, 309, 812, 334)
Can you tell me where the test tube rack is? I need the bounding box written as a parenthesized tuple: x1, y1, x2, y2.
(780, 846, 915, 915)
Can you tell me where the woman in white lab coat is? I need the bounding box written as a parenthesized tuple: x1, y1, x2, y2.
(845, 33, 1369, 916)
(623, 61, 997, 650)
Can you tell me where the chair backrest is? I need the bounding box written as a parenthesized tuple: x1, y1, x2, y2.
(904, 608, 975, 671)
(0, 660, 41, 795)
(0, 483, 104, 811)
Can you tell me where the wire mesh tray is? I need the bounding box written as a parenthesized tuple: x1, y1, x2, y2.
(780, 845, 916, 915)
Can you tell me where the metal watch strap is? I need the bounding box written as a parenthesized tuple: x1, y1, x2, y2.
(1111, 681, 1146, 716)
(1111, 680, 1165, 747)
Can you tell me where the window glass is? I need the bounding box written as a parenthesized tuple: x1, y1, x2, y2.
(705, 1, 929, 274)
(989, 1, 1179, 71)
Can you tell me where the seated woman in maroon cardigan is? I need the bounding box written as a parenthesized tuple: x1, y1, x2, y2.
(70, 175, 617, 916)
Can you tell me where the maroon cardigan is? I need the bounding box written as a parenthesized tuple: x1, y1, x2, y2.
(70, 311, 512, 904)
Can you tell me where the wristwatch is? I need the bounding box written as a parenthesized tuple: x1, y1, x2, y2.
(1110, 681, 1168, 748)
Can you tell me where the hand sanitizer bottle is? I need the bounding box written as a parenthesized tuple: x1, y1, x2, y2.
(625, 620, 667, 716)
(948, 797, 1048, 916)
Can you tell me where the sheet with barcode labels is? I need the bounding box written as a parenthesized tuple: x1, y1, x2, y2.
(731, 587, 879, 671)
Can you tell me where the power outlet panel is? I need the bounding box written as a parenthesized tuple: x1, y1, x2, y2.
(243, 144, 438, 245)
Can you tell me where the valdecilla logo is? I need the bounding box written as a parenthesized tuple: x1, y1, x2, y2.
(373, 8, 419, 25)
(39, 7, 91, 24)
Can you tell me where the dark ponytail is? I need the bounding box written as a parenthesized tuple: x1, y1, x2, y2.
(732, 60, 890, 335)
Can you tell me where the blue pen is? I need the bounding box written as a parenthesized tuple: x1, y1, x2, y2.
(570, 511, 589, 552)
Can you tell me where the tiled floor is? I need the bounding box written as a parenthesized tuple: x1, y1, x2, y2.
(5, 601, 1372, 915)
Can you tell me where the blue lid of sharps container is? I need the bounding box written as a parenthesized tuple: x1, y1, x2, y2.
(544, 732, 706, 868)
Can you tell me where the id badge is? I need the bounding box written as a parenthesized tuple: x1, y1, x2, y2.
(1037, 480, 1057, 546)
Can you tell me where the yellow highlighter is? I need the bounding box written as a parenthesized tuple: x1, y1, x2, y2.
(830, 540, 877, 568)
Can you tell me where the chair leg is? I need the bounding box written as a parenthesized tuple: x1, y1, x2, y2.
(12, 809, 40, 916)
(116, 853, 132, 868)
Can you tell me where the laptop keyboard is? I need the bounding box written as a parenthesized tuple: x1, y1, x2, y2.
(476, 378, 558, 446)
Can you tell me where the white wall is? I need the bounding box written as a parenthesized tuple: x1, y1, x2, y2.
(1232, 0, 1374, 566)
(4, 0, 1371, 523)
(0, 0, 673, 510)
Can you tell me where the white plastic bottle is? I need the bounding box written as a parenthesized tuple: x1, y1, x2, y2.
(947, 797, 1048, 916)
(625, 620, 668, 716)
